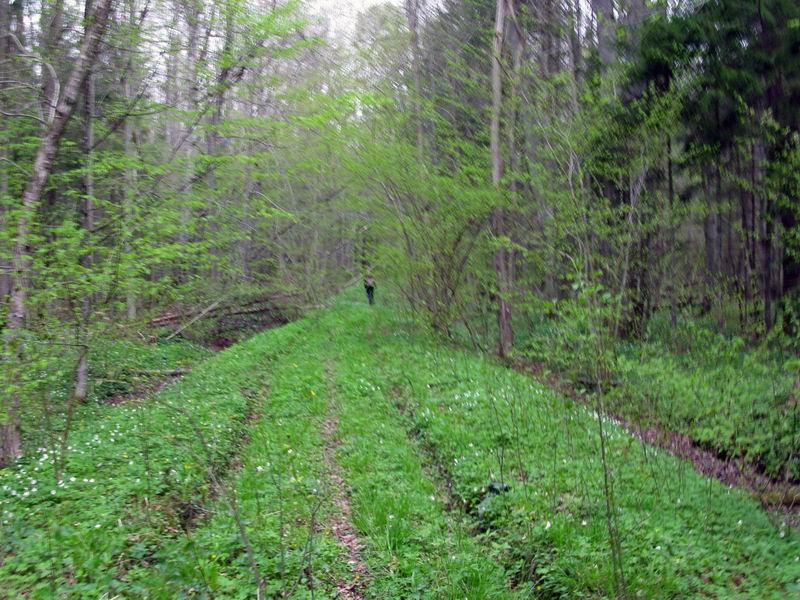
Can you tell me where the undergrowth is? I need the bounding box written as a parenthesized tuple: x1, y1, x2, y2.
(2, 292, 799, 598)
(521, 302, 799, 481)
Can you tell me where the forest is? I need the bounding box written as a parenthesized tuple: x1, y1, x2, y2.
(1, 0, 799, 597)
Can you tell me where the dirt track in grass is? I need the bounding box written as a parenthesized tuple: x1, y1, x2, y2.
(523, 361, 800, 527)
(322, 362, 370, 599)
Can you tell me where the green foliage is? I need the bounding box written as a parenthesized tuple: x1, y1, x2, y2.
(3, 294, 799, 597)
(353, 298, 800, 598)
(522, 301, 800, 480)
(0, 324, 293, 597)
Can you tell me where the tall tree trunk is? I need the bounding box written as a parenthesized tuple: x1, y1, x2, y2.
(781, 207, 800, 304)
(165, 16, 182, 254)
(592, 0, 615, 71)
(0, 0, 8, 50)
(0, 0, 11, 304)
(40, 0, 64, 123)
(738, 150, 753, 326)
(123, 90, 137, 320)
(404, 0, 424, 157)
(753, 141, 773, 331)
(1, 0, 114, 467)
(567, 0, 583, 96)
(122, 59, 137, 321)
(123, 0, 138, 320)
(205, 0, 234, 283)
(703, 165, 720, 294)
(763, 202, 773, 332)
(74, 0, 96, 404)
(177, 0, 200, 254)
(491, 0, 513, 358)
(667, 135, 678, 327)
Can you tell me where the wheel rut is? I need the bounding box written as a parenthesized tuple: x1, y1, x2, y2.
(322, 361, 370, 599)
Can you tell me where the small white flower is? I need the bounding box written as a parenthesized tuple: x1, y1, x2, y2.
(256, 466, 264, 473)
(545, 521, 551, 530)
(655, 546, 661, 551)
(94, 524, 101, 529)
(581, 520, 587, 526)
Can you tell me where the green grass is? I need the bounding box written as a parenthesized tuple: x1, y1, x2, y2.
(87, 336, 211, 401)
(17, 334, 212, 455)
(326, 315, 520, 599)
(522, 305, 799, 481)
(0, 323, 301, 598)
(347, 298, 800, 598)
(2, 292, 799, 598)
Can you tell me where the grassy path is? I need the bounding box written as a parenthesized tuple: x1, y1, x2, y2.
(321, 361, 370, 600)
(2, 292, 799, 598)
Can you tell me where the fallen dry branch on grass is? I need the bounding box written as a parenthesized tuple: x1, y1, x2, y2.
(150, 296, 293, 327)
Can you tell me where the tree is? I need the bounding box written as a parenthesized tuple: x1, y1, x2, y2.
(490, 0, 513, 357)
(1, 0, 115, 466)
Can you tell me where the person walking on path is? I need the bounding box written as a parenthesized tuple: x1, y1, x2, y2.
(364, 275, 376, 305)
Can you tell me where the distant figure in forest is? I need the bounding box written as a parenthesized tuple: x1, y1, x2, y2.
(364, 274, 376, 305)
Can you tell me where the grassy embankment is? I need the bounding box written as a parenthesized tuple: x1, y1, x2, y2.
(521, 308, 799, 482)
(2, 292, 798, 598)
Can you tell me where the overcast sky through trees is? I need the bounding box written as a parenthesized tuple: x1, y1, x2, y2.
(311, 0, 401, 38)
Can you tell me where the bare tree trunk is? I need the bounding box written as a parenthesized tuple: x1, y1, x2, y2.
(667, 135, 678, 327)
(205, 0, 234, 283)
(763, 203, 773, 332)
(40, 0, 64, 122)
(165, 13, 182, 259)
(404, 0, 424, 157)
(739, 158, 753, 324)
(73, 0, 96, 403)
(592, 0, 615, 71)
(703, 166, 720, 280)
(177, 0, 200, 253)
(0, 0, 11, 304)
(1, 0, 114, 467)
(491, 0, 513, 358)
(124, 108, 137, 320)
(750, 140, 772, 332)
(567, 0, 583, 95)
(123, 0, 138, 320)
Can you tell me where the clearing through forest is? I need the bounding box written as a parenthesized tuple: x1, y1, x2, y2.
(1, 292, 799, 598)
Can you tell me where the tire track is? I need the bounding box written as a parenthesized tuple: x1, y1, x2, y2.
(322, 361, 370, 599)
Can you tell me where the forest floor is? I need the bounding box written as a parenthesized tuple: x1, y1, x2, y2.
(522, 362, 800, 527)
(2, 290, 800, 598)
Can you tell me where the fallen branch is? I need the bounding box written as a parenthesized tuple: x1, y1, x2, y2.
(150, 293, 298, 327)
(165, 298, 225, 341)
(129, 367, 192, 377)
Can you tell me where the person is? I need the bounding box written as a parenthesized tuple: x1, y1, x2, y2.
(364, 274, 376, 305)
